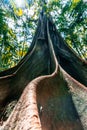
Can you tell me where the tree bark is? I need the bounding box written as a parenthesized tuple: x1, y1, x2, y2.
(0, 13, 87, 130)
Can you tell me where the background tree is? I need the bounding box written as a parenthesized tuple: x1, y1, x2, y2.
(0, 0, 38, 71)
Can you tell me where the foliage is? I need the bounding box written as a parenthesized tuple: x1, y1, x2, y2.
(0, 0, 38, 71)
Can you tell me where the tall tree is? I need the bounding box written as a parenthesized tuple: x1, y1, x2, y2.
(0, 0, 87, 72)
(0, 0, 87, 129)
(0, 9, 87, 130)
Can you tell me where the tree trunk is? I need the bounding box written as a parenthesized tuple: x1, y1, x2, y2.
(0, 13, 87, 130)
